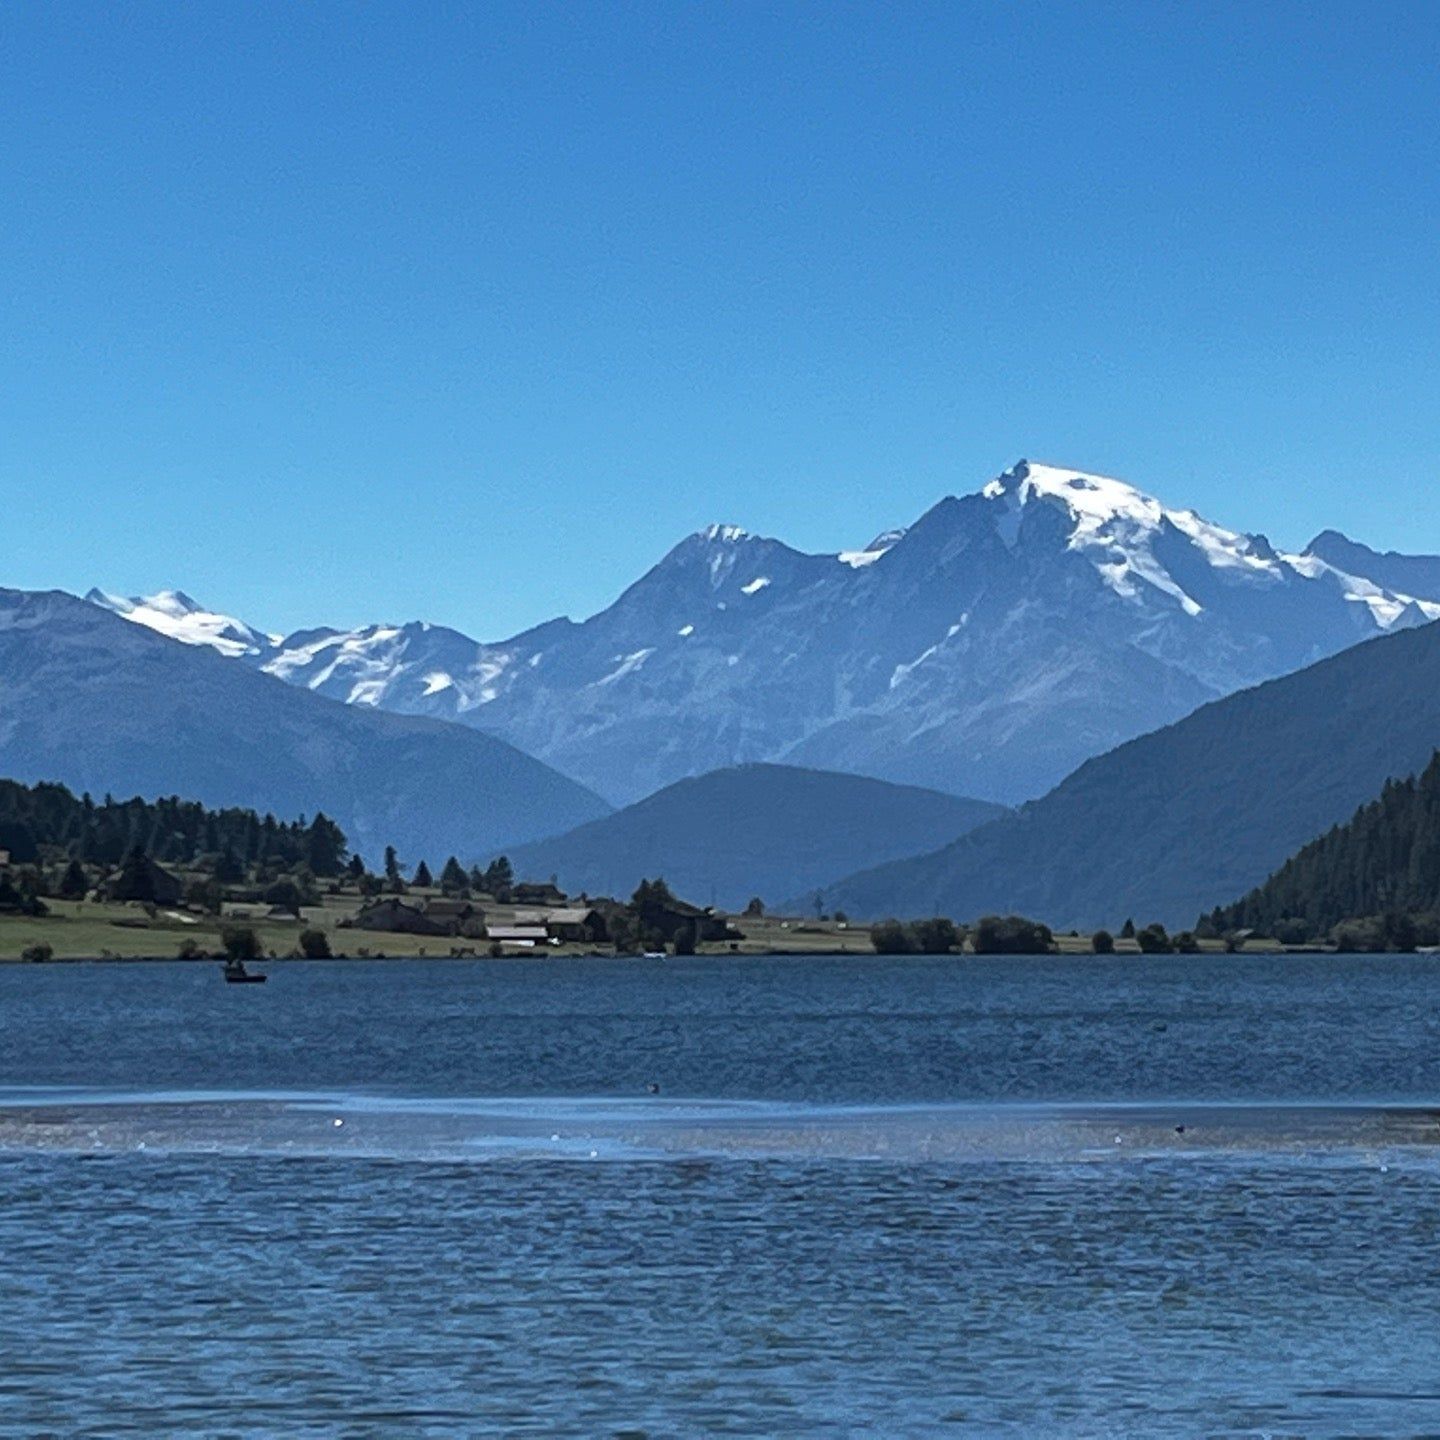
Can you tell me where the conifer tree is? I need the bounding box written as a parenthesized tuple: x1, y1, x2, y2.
(112, 847, 157, 903)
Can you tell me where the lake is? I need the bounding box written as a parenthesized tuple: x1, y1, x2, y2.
(3, 953, 1440, 1435)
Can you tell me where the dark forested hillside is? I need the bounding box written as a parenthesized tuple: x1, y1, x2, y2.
(0, 778, 348, 873)
(1211, 754, 1440, 939)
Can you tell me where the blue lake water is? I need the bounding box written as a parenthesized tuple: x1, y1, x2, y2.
(3, 953, 1440, 1435)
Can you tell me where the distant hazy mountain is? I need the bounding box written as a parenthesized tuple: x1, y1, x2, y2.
(90, 461, 1440, 806)
(506, 763, 1006, 911)
(1302, 533, 1440, 609)
(0, 589, 609, 864)
(822, 618, 1440, 931)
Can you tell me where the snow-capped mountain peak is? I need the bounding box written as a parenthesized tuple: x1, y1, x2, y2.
(84, 588, 279, 658)
(983, 458, 1164, 528)
(976, 458, 1296, 618)
(985, 458, 1263, 560)
(983, 460, 1440, 631)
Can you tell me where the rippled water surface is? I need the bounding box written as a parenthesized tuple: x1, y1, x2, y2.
(4, 953, 1440, 1435)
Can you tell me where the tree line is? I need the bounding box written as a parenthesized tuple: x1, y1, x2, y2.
(870, 914, 1055, 954)
(0, 778, 347, 875)
(868, 914, 1215, 956)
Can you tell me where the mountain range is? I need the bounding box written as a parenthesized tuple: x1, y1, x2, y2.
(1304, 532, 1440, 608)
(506, 764, 1006, 912)
(0, 589, 609, 864)
(820, 616, 1440, 930)
(89, 460, 1440, 808)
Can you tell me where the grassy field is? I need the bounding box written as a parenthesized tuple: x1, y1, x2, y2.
(724, 914, 1279, 956)
(0, 893, 584, 962)
(0, 892, 1282, 962)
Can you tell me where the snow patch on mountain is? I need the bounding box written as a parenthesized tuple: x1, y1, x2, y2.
(255, 622, 521, 715)
(596, 649, 655, 686)
(890, 636, 949, 689)
(85, 588, 279, 658)
(1282, 552, 1440, 627)
(1168, 509, 1279, 575)
(839, 528, 906, 568)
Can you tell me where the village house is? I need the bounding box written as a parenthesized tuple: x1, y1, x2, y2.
(542, 906, 608, 944)
(99, 856, 183, 907)
(512, 881, 566, 906)
(420, 897, 487, 938)
(620, 891, 736, 944)
(348, 897, 449, 937)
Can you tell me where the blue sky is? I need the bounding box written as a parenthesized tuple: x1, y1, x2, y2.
(3, 2, 1437, 639)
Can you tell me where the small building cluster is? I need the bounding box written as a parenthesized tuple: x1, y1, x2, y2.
(342, 882, 737, 952)
(344, 892, 609, 948)
(98, 856, 183, 907)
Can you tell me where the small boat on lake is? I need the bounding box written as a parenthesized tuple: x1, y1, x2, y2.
(223, 959, 267, 985)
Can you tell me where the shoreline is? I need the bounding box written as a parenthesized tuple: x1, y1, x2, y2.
(0, 944, 1373, 965)
(0, 947, 977, 965)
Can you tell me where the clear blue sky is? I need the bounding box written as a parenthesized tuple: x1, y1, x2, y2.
(3, 1, 1437, 639)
